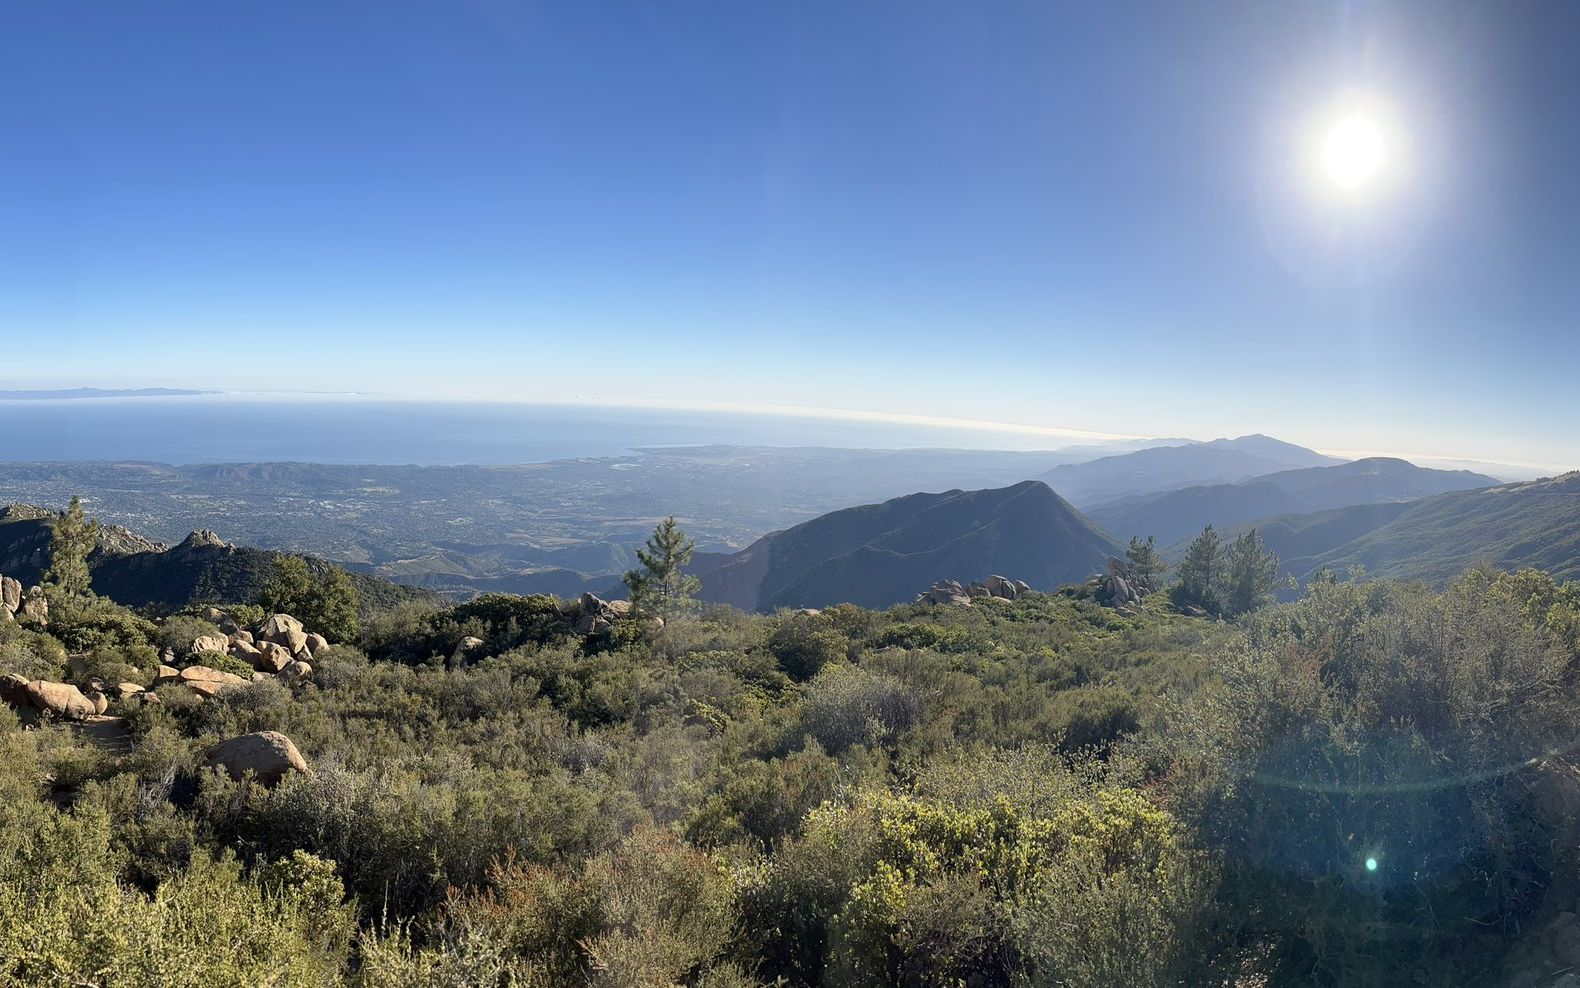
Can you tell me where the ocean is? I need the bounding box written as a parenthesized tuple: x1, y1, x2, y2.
(0, 397, 1068, 465)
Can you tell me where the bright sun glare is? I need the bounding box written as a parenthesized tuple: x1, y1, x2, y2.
(1306, 96, 1404, 202)
(1321, 113, 1388, 190)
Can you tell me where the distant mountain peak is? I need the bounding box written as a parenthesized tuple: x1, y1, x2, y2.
(696, 480, 1116, 611)
(1041, 433, 1340, 508)
(178, 529, 229, 550)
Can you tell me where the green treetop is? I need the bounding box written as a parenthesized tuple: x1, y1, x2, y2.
(257, 555, 361, 643)
(624, 516, 702, 620)
(44, 495, 99, 598)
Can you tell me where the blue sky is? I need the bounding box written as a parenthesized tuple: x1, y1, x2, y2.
(3, 2, 1578, 467)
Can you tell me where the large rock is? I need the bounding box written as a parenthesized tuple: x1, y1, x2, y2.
(25, 680, 95, 720)
(179, 665, 248, 686)
(0, 575, 19, 613)
(277, 627, 310, 655)
(190, 635, 230, 657)
(305, 632, 329, 655)
(20, 588, 48, 625)
(202, 731, 309, 786)
(916, 580, 972, 607)
(258, 613, 305, 638)
(87, 690, 109, 715)
(448, 636, 485, 670)
(983, 575, 1020, 600)
(230, 629, 254, 646)
(255, 641, 294, 673)
(229, 639, 262, 660)
(154, 664, 181, 685)
(281, 660, 313, 683)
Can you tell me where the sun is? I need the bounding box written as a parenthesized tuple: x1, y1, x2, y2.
(1321, 113, 1388, 191)
(1302, 95, 1405, 202)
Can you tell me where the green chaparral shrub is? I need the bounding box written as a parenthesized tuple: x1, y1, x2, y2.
(765, 613, 851, 681)
(1154, 574, 1580, 985)
(37, 592, 158, 654)
(156, 614, 225, 655)
(363, 827, 740, 987)
(803, 662, 923, 754)
(363, 593, 575, 666)
(11, 554, 1574, 987)
(1044, 683, 1144, 751)
(738, 780, 1212, 988)
(0, 625, 68, 681)
(75, 641, 161, 687)
(0, 800, 355, 986)
(258, 555, 362, 644)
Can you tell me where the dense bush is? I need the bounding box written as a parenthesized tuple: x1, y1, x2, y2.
(3, 569, 1576, 984)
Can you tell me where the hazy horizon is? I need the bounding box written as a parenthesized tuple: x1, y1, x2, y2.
(0, 390, 1561, 477)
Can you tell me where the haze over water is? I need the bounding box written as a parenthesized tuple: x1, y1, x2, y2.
(0, 398, 1092, 465)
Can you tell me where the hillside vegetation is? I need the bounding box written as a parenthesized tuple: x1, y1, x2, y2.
(1090, 456, 1495, 546)
(1194, 472, 1580, 586)
(4, 507, 1580, 985)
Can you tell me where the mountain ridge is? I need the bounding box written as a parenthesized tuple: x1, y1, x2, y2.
(1090, 457, 1498, 545)
(0, 503, 443, 615)
(697, 480, 1118, 611)
(1040, 434, 1343, 508)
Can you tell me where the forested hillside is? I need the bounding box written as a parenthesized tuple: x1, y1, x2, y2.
(1193, 472, 1580, 586)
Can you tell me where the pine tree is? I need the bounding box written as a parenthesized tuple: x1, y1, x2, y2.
(1221, 528, 1280, 616)
(1172, 525, 1220, 613)
(1124, 535, 1167, 590)
(624, 516, 701, 620)
(43, 495, 99, 598)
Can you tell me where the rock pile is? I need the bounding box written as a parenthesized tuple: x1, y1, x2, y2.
(915, 576, 1031, 607)
(561, 592, 635, 635)
(152, 608, 334, 702)
(0, 573, 49, 626)
(1068, 559, 1159, 613)
(191, 610, 330, 681)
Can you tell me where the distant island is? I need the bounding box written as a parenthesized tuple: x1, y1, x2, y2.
(0, 388, 218, 400)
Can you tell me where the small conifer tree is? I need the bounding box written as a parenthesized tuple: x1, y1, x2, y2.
(624, 516, 701, 620)
(43, 495, 99, 598)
